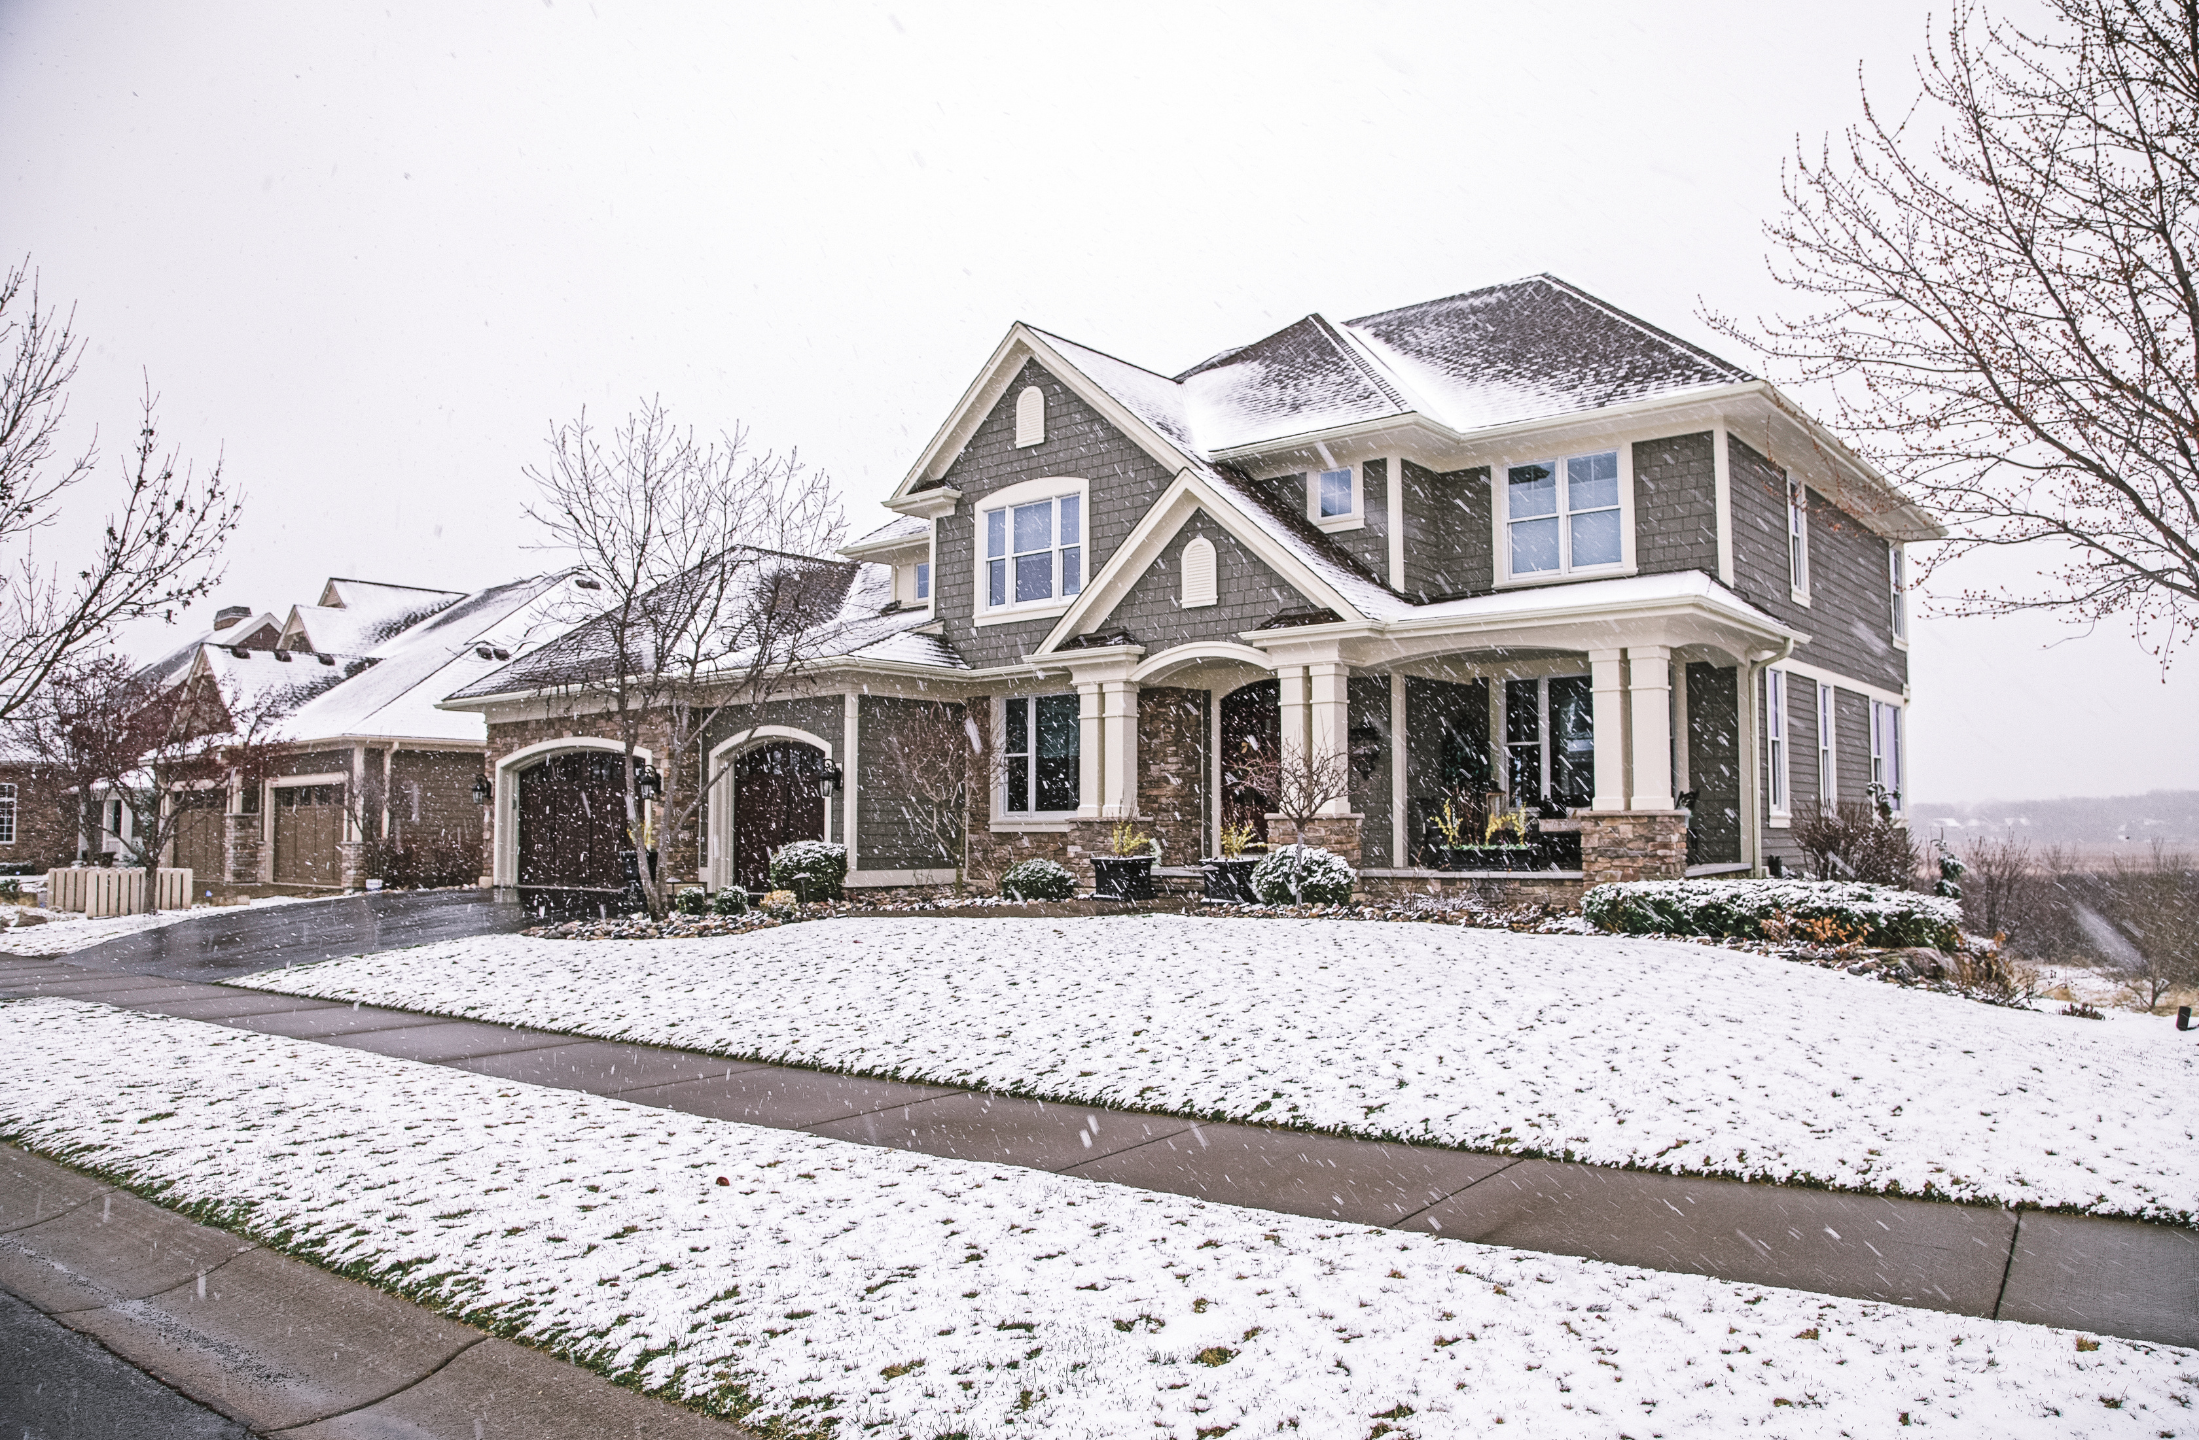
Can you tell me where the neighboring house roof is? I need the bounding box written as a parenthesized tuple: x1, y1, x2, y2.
(839, 514, 930, 558)
(442, 550, 963, 705)
(135, 611, 281, 693)
(280, 578, 466, 654)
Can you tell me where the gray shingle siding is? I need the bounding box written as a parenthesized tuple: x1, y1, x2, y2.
(930, 359, 1178, 670)
(1728, 436, 1906, 694)
(1835, 688, 1874, 802)
(1632, 432, 1719, 578)
(1094, 513, 1312, 648)
(854, 694, 969, 869)
(1328, 459, 1389, 579)
(1347, 674, 1393, 867)
(1401, 461, 1491, 601)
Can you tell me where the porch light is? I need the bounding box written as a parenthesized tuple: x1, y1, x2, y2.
(818, 762, 843, 799)
(636, 763, 664, 802)
(471, 774, 493, 806)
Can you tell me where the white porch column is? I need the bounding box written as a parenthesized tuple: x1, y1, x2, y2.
(1589, 648, 1629, 812)
(1307, 661, 1351, 816)
(1389, 671, 1408, 865)
(1100, 679, 1140, 819)
(1276, 664, 1309, 768)
(841, 692, 860, 874)
(1075, 683, 1103, 819)
(1627, 644, 1675, 811)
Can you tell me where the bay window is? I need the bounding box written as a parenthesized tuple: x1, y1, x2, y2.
(1506, 450, 1623, 578)
(1001, 694, 1081, 813)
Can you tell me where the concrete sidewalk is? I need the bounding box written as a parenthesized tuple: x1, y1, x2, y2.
(0, 1144, 753, 1438)
(4, 952, 2193, 1352)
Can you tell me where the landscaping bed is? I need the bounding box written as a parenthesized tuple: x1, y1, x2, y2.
(4, 996, 2185, 1440)
(237, 915, 2199, 1220)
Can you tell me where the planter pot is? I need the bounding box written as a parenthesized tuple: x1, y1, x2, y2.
(1200, 857, 1259, 903)
(1092, 855, 1156, 901)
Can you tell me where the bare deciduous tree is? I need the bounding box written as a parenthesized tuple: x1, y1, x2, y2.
(525, 399, 846, 918)
(1718, 2, 2199, 660)
(100, 670, 283, 910)
(0, 262, 242, 716)
(7, 653, 141, 861)
(2103, 840, 2199, 1007)
(1244, 745, 1356, 903)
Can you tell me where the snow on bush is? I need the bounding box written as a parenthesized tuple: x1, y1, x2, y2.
(768, 840, 846, 900)
(4, 997, 2186, 1440)
(240, 916, 2199, 1219)
(999, 858, 1074, 902)
(1250, 844, 1356, 905)
(1585, 878, 1961, 950)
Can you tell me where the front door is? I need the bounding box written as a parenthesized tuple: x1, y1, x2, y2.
(1219, 680, 1280, 845)
(272, 784, 342, 886)
(732, 741, 824, 891)
(517, 751, 629, 890)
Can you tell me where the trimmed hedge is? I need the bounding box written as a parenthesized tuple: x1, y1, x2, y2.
(1000, 858, 1076, 902)
(1251, 844, 1357, 906)
(1583, 879, 1961, 950)
(768, 841, 847, 900)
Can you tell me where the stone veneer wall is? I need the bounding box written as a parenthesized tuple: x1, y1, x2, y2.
(1137, 687, 1207, 867)
(1266, 815, 1364, 869)
(1577, 811, 1689, 885)
(224, 813, 264, 884)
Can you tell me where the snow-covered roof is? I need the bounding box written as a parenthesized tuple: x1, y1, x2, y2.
(840, 514, 930, 557)
(282, 579, 466, 655)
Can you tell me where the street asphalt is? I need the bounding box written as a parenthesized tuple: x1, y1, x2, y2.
(3, 891, 2194, 1436)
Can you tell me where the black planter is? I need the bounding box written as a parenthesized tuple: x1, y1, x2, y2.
(1454, 845, 1542, 872)
(1200, 857, 1259, 903)
(1092, 855, 1156, 901)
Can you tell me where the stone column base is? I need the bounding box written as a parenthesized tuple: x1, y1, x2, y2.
(1577, 810, 1689, 885)
(223, 813, 264, 884)
(337, 841, 371, 891)
(1266, 814, 1364, 869)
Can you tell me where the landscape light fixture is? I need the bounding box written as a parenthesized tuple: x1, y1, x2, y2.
(471, 774, 493, 806)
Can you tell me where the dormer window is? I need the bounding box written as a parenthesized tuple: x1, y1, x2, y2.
(1503, 449, 1624, 580)
(914, 561, 931, 602)
(1306, 465, 1361, 532)
(1015, 386, 1045, 448)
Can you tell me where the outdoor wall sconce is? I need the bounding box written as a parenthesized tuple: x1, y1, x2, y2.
(471, 774, 493, 806)
(636, 764, 664, 801)
(818, 762, 844, 799)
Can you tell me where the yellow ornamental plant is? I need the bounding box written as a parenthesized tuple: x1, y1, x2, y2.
(1109, 821, 1153, 858)
(1484, 808, 1529, 844)
(1217, 820, 1256, 859)
(1431, 799, 1468, 847)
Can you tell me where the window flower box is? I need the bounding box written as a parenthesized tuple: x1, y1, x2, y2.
(1451, 844, 1541, 872)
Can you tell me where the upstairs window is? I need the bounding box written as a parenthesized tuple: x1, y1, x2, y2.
(1889, 545, 1906, 639)
(1817, 682, 1836, 803)
(1305, 465, 1360, 531)
(1788, 477, 1811, 601)
(1506, 450, 1622, 577)
(1002, 694, 1080, 813)
(1014, 385, 1045, 447)
(914, 560, 931, 601)
(984, 493, 1081, 610)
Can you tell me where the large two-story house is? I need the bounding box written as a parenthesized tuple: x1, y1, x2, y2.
(450, 276, 1937, 900)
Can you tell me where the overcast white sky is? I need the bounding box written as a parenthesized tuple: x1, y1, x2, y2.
(3, 0, 2191, 803)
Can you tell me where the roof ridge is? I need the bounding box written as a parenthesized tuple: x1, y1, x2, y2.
(1022, 324, 1184, 388)
(1305, 313, 1409, 413)
(1342, 274, 1553, 328)
(323, 577, 468, 595)
(1169, 314, 1321, 383)
(1521, 275, 1754, 382)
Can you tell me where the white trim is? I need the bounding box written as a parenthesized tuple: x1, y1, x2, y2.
(1492, 445, 1636, 587)
(993, 693, 1083, 824)
(269, 771, 348, 789)
(1385, 454, 1406, 589)
(842, 693, 860, 877)
(1128, 641, 1271, 685)
(972, 476, 1089, 626)
(1014, 385, 1045, 448)
(1180, 534, 1218, 608)
(1389, 670, 1407, 867)
(706, 725, 835, 893)
(1712, 422, 1734, 585)
(1770, 656, 1909, 710)
(845, 867, 960, 888)
(1816, 680, 1836, 806)
(1764, 667, 1791, 823)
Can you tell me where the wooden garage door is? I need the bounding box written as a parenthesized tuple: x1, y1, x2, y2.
(170, 793, 226, 882)
(273, 784, 343, 886)
(517, 751, 628, 891)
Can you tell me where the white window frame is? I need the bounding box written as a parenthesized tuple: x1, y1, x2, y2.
(972, 477, 1088, 626)
(1494, 447, 1634, 586)
(1871, 701, 1904, 812)
(1765, 668, 1790, 821)
(1817, 682, 1835, 805)
(0, 782, 15, 845)
(1305, 464, 1362, 533)
(996, 694, 1082, 818)
(1787, 477, 1811, 604)
(1888, 544, 1907, 644)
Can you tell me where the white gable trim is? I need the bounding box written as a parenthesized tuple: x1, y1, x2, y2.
(890, 325, 1199, 505)
(1034, 471, 1364, 655)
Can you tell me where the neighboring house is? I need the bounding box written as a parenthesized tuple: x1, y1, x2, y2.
(0, 750, 82, 872)
(138, 575, 588, 889)
(447, 275, 1938, 900)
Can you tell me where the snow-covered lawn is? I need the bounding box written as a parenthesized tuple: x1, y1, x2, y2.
(2, 997, 2186, 1440)
(234, 916, 2199, 1222)
(0, 894, 330, 957)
